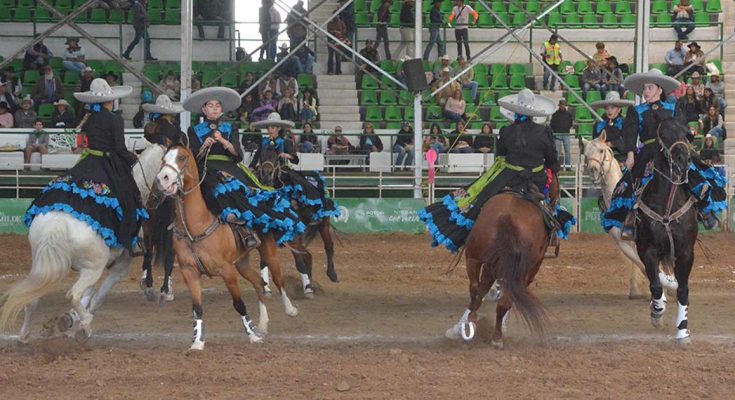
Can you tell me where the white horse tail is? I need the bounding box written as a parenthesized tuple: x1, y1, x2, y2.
(0, 220, 72, 331)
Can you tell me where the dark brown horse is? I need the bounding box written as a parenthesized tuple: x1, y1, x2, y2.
(445, 178, 557, 348)
(156, 144, 298, 350)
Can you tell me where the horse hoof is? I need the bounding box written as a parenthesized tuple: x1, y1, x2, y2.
(144, 288, 157, 302)
(257, 323, 269, 335)
(327, 270, 339, 283)
(486, 281, 503, 302)
(264, 288, 273, 298)
(445, 324, 461, 340)
(18, 333, 31, 344)
(651, 316, 665, 329)
(286, 307, 299, 317)
(57, 312, 76, 333)
(676, 332, 691, 346)
(491, 339, 504, 349)
(190, 340, 205, 351)
(304, 287, 314, 299)
(628, 291, 647, 300)
(461, 321, 475, 341)
(248, 333, 264, 344)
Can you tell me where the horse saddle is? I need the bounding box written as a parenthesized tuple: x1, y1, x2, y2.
(225, 215, 261, 251)
(500, 183, 561, 235)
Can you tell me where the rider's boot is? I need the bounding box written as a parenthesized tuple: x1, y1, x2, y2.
(621, 210, 637, 241)
(226, 214, 261, 251)
(700, 211, 720, 230)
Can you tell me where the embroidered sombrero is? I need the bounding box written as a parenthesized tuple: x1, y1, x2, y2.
(73, 78, 132, 103)
(182, 86, 241, 114)
(590, 91, 635, 108)
(250, 112, 295, 129)
(623, 69, 680, 96)
(143, 94, 185, 114)
(498, 88, 556, 117)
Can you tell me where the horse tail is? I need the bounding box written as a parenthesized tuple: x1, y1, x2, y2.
(0, 220, 71, 331)
(151, 198, 175, 268)
(487, 215, 547, 337)
(301, 223, 321, 247)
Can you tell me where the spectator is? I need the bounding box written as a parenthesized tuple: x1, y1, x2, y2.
(50, 99, 74, 128)
(699, 106, 724, 139)
(1, 67, 23, 101)
(601, 57, 624, 96)
(24, 119, 48, 166)
(103, 72, 122, 112)
(62, 37, 87, 75)
(286, 0, 307, 49)
(424, 123, 448, 153)
(158, 71, 181, 101)
(448, 0, 478, 60)
(375, 0, 391, 60)
(251, 89, 278, 122)
(122, 0, 157, 61)
(443, 89, 466, 122)
(238, 92, 258, 123)
(0, 102, 14, 127)
(359, 122, 384, 153)
(684, 41, 705, 79)
(359, 40, 380, 72)
(473, 122, 494, 153)
(276, 43, 291, 62)
(673, 0, 695, 40)
(277, 87, 298, 121)
(676, 86, 702, 122)
(541, 34, 562, 91)
(394, 121, 415, 169)
(705, 73, 727, 111)
(32, 65, 63, 107)
(258, 74, 277, 98)
(294, 46, 315, 75)
(239, 72, 257, 95)
(14, 96, 37, 128)
(433, 67, 460, 107)
(339, 0, 356, 45)
(276, 44, 300, 78)
(276, 73, 299, 97)
(664, 40, 687, 77)
(0, 85, 18, 113)
(432, 54, 452, 81)
(394, 0, 415, 59)
(267, 1, 282, 61)
(550, 98, 573, 168)
(327, 11, 347, 75)
(455, 56, 478, 103)
(299, 88, 318, 122)
(299, 121, 318, 153)
(94, 0, 121, 10)
(191, 74, 202, 92)
(699, 134, 721, 165)
(447, 120, 473, 153)
(259, 0, 271, 61)
(23, 38, 52, 71)
(79, 66, 95, 92)
(700, 87, 717, 114)
(423, 0, 445, 61)
(327, 126, 352, 155)
(689, 71, 705, 98)
(592, 42, 610, 68)
(194, 0, 226, 41)
(581, 59, 602, 95)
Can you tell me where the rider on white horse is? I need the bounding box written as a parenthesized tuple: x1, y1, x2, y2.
(590, 91, 634, 164)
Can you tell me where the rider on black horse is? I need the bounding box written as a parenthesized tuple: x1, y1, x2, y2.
(601, 69, 727, 238)
(590, 91, 635, 164)
(420, 88, 576, 252)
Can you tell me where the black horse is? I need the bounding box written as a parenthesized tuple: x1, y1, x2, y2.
(635, 118, 697, 344)
(140, 194, 176, 304)
(252, 145, 338, 298)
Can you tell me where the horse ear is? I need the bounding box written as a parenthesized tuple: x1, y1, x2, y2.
(599, 130, 607, 143)
(581, 137, 590, 149)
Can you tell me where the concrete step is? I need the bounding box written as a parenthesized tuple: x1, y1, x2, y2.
(316, 79, 357, 89)
(317, 112, 361, 122)
(313, 61, 356, 75)
(318, 105, 360, 114)
(318, 95, 358, 106)
(318, 121, 363, 130)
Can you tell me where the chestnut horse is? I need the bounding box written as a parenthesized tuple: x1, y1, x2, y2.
(156, 144, 298, 350)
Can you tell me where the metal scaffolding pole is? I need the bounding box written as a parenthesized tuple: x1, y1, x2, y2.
(634, 0, 651, 102)
(180, 0, 193, 132)
(413, 0, 423, 198)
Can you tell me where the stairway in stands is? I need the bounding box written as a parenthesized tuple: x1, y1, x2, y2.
(720, 0, 734, 175)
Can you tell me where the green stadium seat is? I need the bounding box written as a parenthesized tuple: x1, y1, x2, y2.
(477, 13, 494, 28)
(404, 106, 414, 121)
(385, 122, 402, 130)
(576, 122, 594, 138)
(361, 75, 378, 89)
(389, 13, 400, 28)
(37, 104, 54, 121)
(649, 63, 667, 73)
(655, 14, 672, 28)
(86, 60, 105, 71)
(510, 12, 525, 28)
(563, 74, 581, 90)
(148, 0, 163, 8)
(596, 0, 612, 14)
(557, 60, 573, 75)
(384, 105, 402, 121)
(574, 106, 595, 123)
(89, 8, 107, 23)
(577, 0, 594, 14)
(143, 67, 160, 83)
(690, 0, 704, 10)
(651, 0, 668, 14)
(49, 57, 64, 70)
(426, 105, 442, 121)
(34, 7, 53, 22)
(398, 90, 413, 105)
(620, 14, 636, 27)
(573, 60, 586, 75)
(0, 0, 14, 7)
(361, 89, 378, 105)
(380, 90, 398, 105)
(461, 89, 473, 102)
(464, 104, 478, 118)
(148, 9, 163, 24)
(585, 91, 602, 103)
(164, 10, 180, 25)
(370, 0, 382, 12)
(694, 13, 711, 27)
(166, 0, 181, 10)
(490, 74, 508, 90)
(17, 0, 33, 7)
(614, 0, 632, 15)
(567, 90, 583, 106)
(108, 8, 125, 23)
(221, 72, 238, 89)
(297, 74, 314, 89)
(491, 0, 505, 13)
(495, 12, 510, 27)
(564, 14, 581, 28)
(508, 3, 522, 14)
(364, 106, 382, 122)
(479, 90, 496, 105)
(489, 106, 506, 123)
(381, 74, 398, 89)
(355, 12, 370, 27)
(509, 64, 528, 76)
(56, 0, 73, 9)
(601, 13, 618, 28)
(490, 64, 507, 76)
(560, 0, 575, 15)
(104, 61, 123, 76)
(705, 0, 722, 13)
(473, 64, 488, 76)
(582, 14, 598, 28)
(547, 10, 562, 27)
(509, 74, 525, 90)
(63, 72, 80, 87)
(354, 0, 366, 12)
(24, 70, 40, 86)
(13, 6, 32, 22)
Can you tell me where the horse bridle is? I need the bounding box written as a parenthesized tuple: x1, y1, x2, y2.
(584, 141, 614, 186)
(654, 124, 691, 186)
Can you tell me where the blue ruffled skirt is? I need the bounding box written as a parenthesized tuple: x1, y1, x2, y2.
(278, 169, 341, 223)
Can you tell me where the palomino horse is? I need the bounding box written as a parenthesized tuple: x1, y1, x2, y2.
(635, 118, 698, 344)
(156, 144, 298, 350)
(254, 145, 338, 298)
(446, 186, 553, 348)
(0, 143, 165, 342)
(582, 134, 678, 298)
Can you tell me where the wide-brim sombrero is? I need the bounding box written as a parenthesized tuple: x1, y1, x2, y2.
(498, 88, 556, 118)
(143, 94, 185, 114)
(623, 69, 680, 96)
(250, 112, 295, 129)
(73, 78, 132, 103)
(182, 86, 241, 113)
(590, 91, 635, 108)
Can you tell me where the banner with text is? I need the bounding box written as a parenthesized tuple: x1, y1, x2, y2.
(331, 198, 426, 234)
(0, 199, 31, 234)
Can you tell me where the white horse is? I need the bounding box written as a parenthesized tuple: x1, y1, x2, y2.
(0, 143, 165, 342)
(581, 134, 678, 298)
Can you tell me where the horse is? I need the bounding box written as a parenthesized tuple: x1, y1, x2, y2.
(582, 134, 678, 299)
(635, 118, 698, 344)
(0, 143, 165, 342)
(156, 144, 298, 350)
(253, 145, 338, 298)
(139, 196, 176, 304)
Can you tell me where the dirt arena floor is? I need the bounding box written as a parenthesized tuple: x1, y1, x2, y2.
(1, 232, 735, 399)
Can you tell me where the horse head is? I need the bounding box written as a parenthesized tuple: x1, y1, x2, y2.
(655, 118, 691, 185)
(582, 133, 617, 185)
(254, 145, 282, 187)
(134, 142, 166, 205)
(157, 144, 199, 196)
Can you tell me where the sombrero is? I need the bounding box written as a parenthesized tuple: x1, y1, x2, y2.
(143, 94, 185, 114)
(590, 91, 634, 108)
(250, 112, 295, 129)
(73, 78, 132, 103)
(182, 86, 241, 113)
(498, 88, 556, 117)
(623, 69, 680, 96)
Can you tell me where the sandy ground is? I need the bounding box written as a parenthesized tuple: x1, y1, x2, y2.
(1, 232, 735, 399)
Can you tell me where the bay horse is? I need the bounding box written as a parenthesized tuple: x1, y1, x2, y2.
(445, 180, 556, 348)
(156, 144, 298, 350)
(582, 134, 678, 299)
(0, 143, 165, 342)
(253, 145, 338, 298)
(635, 118, 698, 344)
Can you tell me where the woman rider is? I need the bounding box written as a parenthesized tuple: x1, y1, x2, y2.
(25, 78, 147, 253)
(181, 87, 304, 247)
(249, 112, 340, 224)
(602, 69, 726, 236)
(419, 89, 575, 252)
(590, 91, 634, 164)
(143, 94, 184, 146)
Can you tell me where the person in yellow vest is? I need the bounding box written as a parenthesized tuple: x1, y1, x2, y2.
(541, 34, 562, 91)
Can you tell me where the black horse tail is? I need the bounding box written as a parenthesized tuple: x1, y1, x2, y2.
(150, 198, 175, 268)
(485, 215, 547, 337)
(301, 223, 321, 247)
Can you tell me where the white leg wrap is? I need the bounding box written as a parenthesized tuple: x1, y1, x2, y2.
(257, 301, 269, 334)
(242, 315, 263, 343)
(282, 291, 299, 317)
(300, 273, 311, 289)
(261, 267, 270, 285)
(675, 302, 690, 340)
(460, 309, 471, 323)
(191, 319, 205, 350)
(651, 296, 666, 316)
